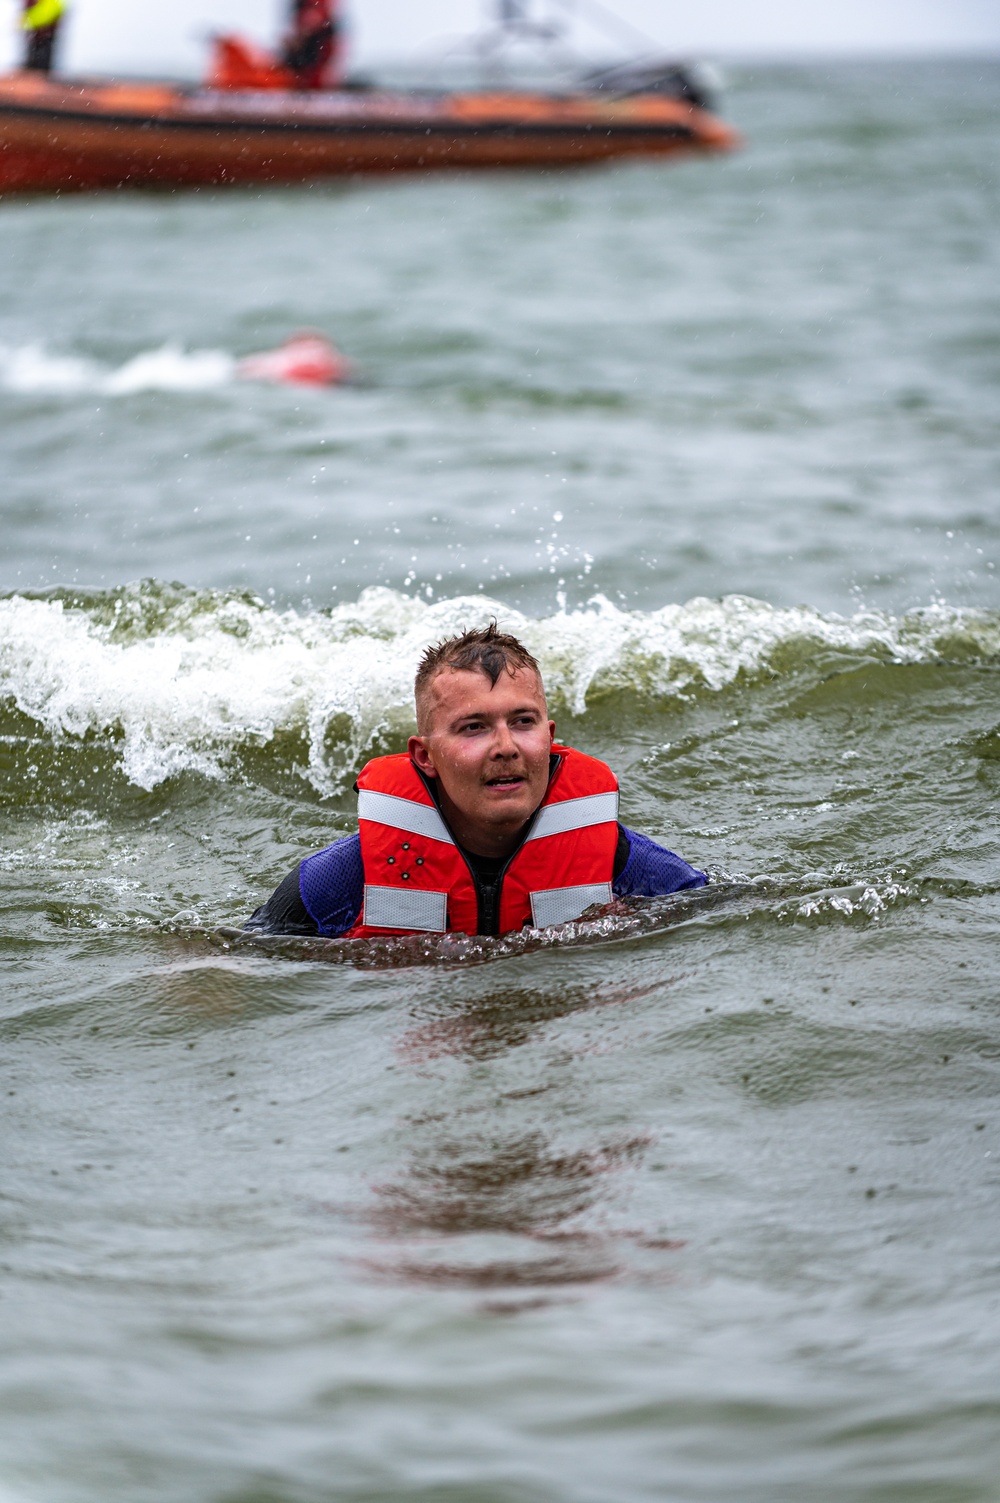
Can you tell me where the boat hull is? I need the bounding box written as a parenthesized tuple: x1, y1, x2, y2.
(0, 74, 740, 193)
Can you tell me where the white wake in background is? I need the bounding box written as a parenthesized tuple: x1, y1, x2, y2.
(0, 342, 235, 395)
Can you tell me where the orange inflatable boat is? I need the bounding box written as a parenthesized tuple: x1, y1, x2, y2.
(0, 39, 740, 195)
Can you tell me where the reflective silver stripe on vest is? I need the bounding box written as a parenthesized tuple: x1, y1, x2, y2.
(357, 789, 455, 845)
(530, 882, 613, 929)
(363, 884, 448, 932)
(525, 790, 619, 842)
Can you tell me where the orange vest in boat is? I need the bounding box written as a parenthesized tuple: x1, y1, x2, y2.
(347, 744, 619, 938)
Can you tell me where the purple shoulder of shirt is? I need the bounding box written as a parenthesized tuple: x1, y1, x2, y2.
(298, 825, 705, 938)
(613, 826, 707, 899)
(299, 832, 365, 936)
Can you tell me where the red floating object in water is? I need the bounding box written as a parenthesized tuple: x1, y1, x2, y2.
(236, 333, 353, 387)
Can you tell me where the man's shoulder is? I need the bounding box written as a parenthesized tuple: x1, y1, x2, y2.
(299, 833, 364, 933)
(301, 832, 363, 884)
(549, 743, 619, 799)
(245, 834, 364, 939)
(613, 826, 707, 897)
(553, 743, 617, 774)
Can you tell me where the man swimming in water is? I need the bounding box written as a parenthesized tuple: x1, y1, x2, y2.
(246, 623, 705, 938)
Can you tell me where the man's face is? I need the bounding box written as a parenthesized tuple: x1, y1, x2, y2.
(408, 665, 555, 856)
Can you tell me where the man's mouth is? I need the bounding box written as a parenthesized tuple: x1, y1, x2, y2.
(485, 774, 525, 788)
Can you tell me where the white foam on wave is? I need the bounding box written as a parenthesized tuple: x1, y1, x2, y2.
(0, 342, 235, 395)
(0, 586, 997, 793)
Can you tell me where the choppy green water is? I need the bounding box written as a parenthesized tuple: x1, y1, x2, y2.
(2, 58, 999, 1503)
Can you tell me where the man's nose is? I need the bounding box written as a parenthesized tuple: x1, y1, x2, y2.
(490, 722, 518, 756)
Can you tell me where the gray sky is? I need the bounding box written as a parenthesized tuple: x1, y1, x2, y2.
(3, 1, 999, 76)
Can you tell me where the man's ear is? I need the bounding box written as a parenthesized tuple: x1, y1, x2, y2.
(548, 720, 556, 745)
(408, 734, 437, 777)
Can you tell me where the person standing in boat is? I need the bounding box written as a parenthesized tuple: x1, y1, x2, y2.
(281, 0, 342, 90)
(20, 0, 65, 74)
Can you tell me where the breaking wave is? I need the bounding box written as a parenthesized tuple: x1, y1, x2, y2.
(1, 581, 998, 794)
(0, 342, 235, 395)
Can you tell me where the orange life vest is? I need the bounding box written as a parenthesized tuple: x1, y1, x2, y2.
(347, 744, 619, 938)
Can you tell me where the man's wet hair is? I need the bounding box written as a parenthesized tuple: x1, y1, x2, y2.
(415, 621, 541, 725)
